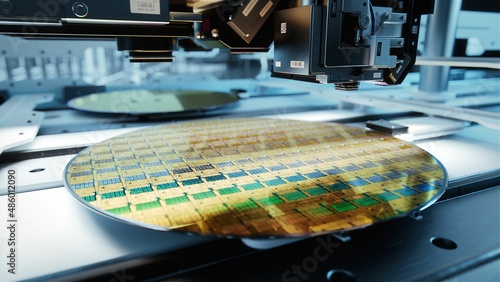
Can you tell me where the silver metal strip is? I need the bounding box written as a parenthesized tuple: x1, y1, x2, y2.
(0, 21, 63, 26)
(169, 12, 202, 22)
(416, 56, 500, 70)
(61, 18, 169, 25)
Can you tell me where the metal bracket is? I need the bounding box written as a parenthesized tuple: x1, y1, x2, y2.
(0, 94, 54, 155)
(409, 210, 423, 221)
(332, 232, 352, 243)
(241, 237, 305, 250)
(366, 119, 409, 135)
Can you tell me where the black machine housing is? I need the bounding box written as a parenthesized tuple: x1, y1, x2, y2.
(272, 0, 435, 89)
(0, 0, 435, 88)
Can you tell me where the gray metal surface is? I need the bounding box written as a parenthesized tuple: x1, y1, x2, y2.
(0, 94, 53, 154)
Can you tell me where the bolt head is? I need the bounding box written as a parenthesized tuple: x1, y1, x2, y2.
(0, 0, 14, 14)
(211, 29, 219, 38)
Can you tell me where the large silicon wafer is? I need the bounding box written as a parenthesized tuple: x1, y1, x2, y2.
(64, 118, 447, 237)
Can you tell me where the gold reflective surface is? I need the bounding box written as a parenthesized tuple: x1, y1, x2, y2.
(64, 118, 446, 237)
(67, 89, 240, 115)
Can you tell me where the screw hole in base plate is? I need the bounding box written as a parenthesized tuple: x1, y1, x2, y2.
(327, 269, 357, 282)
(430, 237, 458, 250)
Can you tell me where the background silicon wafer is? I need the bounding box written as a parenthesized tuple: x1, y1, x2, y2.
(64, 118, 447, 237)
(67, 89, 240, 115)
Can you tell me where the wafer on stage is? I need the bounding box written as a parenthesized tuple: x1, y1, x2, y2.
(67, 89, 239, 115)
(64, 118, 446, 237)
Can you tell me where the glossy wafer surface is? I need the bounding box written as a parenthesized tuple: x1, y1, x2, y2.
(67, 89, 239, 115)
(65, 118, 446, 237)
